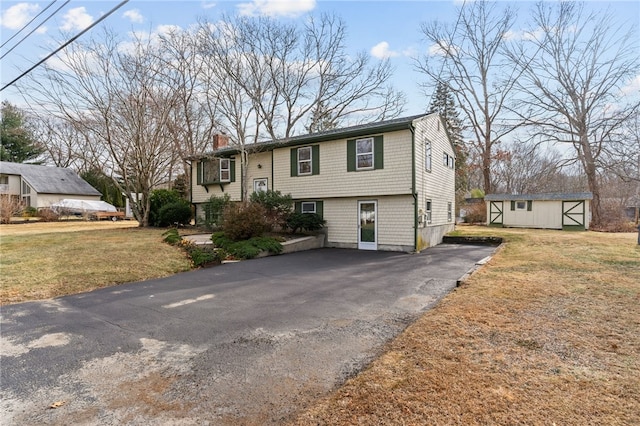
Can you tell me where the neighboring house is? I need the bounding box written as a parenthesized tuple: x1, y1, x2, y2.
(188, 113, 456, 252)
(0, 161, 101, 209)
(485, 192, 593, 230)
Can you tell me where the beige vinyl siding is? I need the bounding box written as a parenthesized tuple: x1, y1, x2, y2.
(413, 116, 455, 226)
(273, 130, 413, 199)
(246, 151, 273, 194)
(191, 156, 241, 203)
(323, 195, 414, 251)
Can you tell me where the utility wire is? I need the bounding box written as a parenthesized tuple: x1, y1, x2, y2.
(1, 0, 71, 60)
(0, 0, 57, 49)
(1, 0, 129, 92)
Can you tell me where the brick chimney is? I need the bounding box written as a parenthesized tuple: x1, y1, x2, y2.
(213, 134, 229, 150)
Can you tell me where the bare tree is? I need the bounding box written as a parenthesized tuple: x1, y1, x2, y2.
(492, 141, 572, 194)
(20, 29, 178, 226)
(506, 1, 640, 226)
(155, 27, 221, 192)
(416, 0, 520, 194)
(197, 13, 405, 198)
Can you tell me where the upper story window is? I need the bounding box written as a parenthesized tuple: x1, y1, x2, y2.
(290, 145, 319, 177)
(443, 152, 455, 169)
(347, 135, 383, 172)
(425, 141, 432, 172)
(219, 158, 230, 182)
(298, 146, 312, 175)
(356, 137, 374, 170)
(197, 158, 235, 185)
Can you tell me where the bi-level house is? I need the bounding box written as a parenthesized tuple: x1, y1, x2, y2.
(188, 113, 456, 252)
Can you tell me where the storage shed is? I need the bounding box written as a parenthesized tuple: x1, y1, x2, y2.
(485, 192, 593, 230)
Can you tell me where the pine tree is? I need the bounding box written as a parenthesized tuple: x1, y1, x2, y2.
(0, 101, 43, 163)
(306, 101, 338, 134)
(428, 82, 468, 193)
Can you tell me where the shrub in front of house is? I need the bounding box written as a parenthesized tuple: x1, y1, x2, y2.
(157, 201, 192, 227)
(222, 202, 270, 241)
(37, 208, 59, 222)
(149, 189, 187, 226)
(285, 212, 325, 234)
(249, 190, 293, 230)
(203, 193, 232, 230)
(162, 228, 222, 267)
(211, 231, 282, 259)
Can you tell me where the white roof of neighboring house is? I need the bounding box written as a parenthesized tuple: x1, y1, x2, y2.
(485, 192, 593, 201)
(0, 161, 101, 196)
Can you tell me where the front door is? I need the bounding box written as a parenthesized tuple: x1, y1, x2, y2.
(358, 201, 377, 250)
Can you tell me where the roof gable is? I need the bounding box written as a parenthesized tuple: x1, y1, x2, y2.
(0, 162, 101, 196)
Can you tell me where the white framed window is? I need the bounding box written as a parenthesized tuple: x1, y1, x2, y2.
(516, 201, 527, 210)
(0, 175, 8, 185)
(425, 142, 432, 172)
(425, 199, 432, 224)
(443, 152, 449, 167)
(301, 201, 316, 214)
(447, 202, 452, 222)
(298, 146, 312, 175)
(356, 137, 374, 170)
(253, 178, 267, 193)
(219, 158, 230, 182)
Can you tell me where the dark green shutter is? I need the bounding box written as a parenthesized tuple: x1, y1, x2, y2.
(294, 201, 301, 213)
(347, 139, 356, 172)
(312, 145, 320, 175)
(510, 200, 515, 211)
(290, 148, 298, 177)
(527, 200, 532, 211)
(374, 135, 384, 169)
(196, 161, 202, 185)
(230, 159, 236, 183)
(316, 201, 323, 219)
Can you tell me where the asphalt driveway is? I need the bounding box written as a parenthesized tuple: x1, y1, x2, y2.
(1, 245, 497, 425)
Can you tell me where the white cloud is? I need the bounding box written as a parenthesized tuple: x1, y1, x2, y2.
(123, 9, 144, 24)
(0, 3, 40, 30)
(370, 41, 399, 59)
(428, 41, 458, 57)
(201, 1, 217, 9)
(622, 74, 640, 95)
(35, 25, 47, 34)
(237, 0, 316, 17)
(60, 7, 93, 32)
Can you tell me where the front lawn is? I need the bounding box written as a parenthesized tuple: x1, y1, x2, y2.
(0, 225, 191, 304)
(292, 226, 640, 425)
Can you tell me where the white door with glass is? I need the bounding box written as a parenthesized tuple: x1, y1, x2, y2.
(358, 201, 377, 250)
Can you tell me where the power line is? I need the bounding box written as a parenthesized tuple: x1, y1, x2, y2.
(1, 0, 130, 92)
(0, 0, 57, 49)
(1, 0, 71, 60)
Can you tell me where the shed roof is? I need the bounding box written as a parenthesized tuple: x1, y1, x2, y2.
(0, 161, 101, 196)
(187, 113, 436, 159)
(485, 192, 593, 201)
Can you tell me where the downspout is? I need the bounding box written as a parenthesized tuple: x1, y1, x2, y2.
(410, 123, 418, 252)
(188, 160, 194, 224)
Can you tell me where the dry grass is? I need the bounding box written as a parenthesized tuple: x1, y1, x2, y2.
(0, 222, 192, 304)
(292, 226, 640, 425)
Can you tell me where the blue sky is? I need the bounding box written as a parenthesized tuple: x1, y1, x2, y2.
(1, 0, 639, 114)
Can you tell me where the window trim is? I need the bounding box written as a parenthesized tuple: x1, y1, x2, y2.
(447, 202, 453, 222)
(425, 199, 432, 224)
(355, 137, 374, 170)
(297, 146, 312, 176)
(301, 201, 317, 214)
(425, 141, 432, 172)
(219, 158, 231, 182)
(253, 178, 268, 193)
